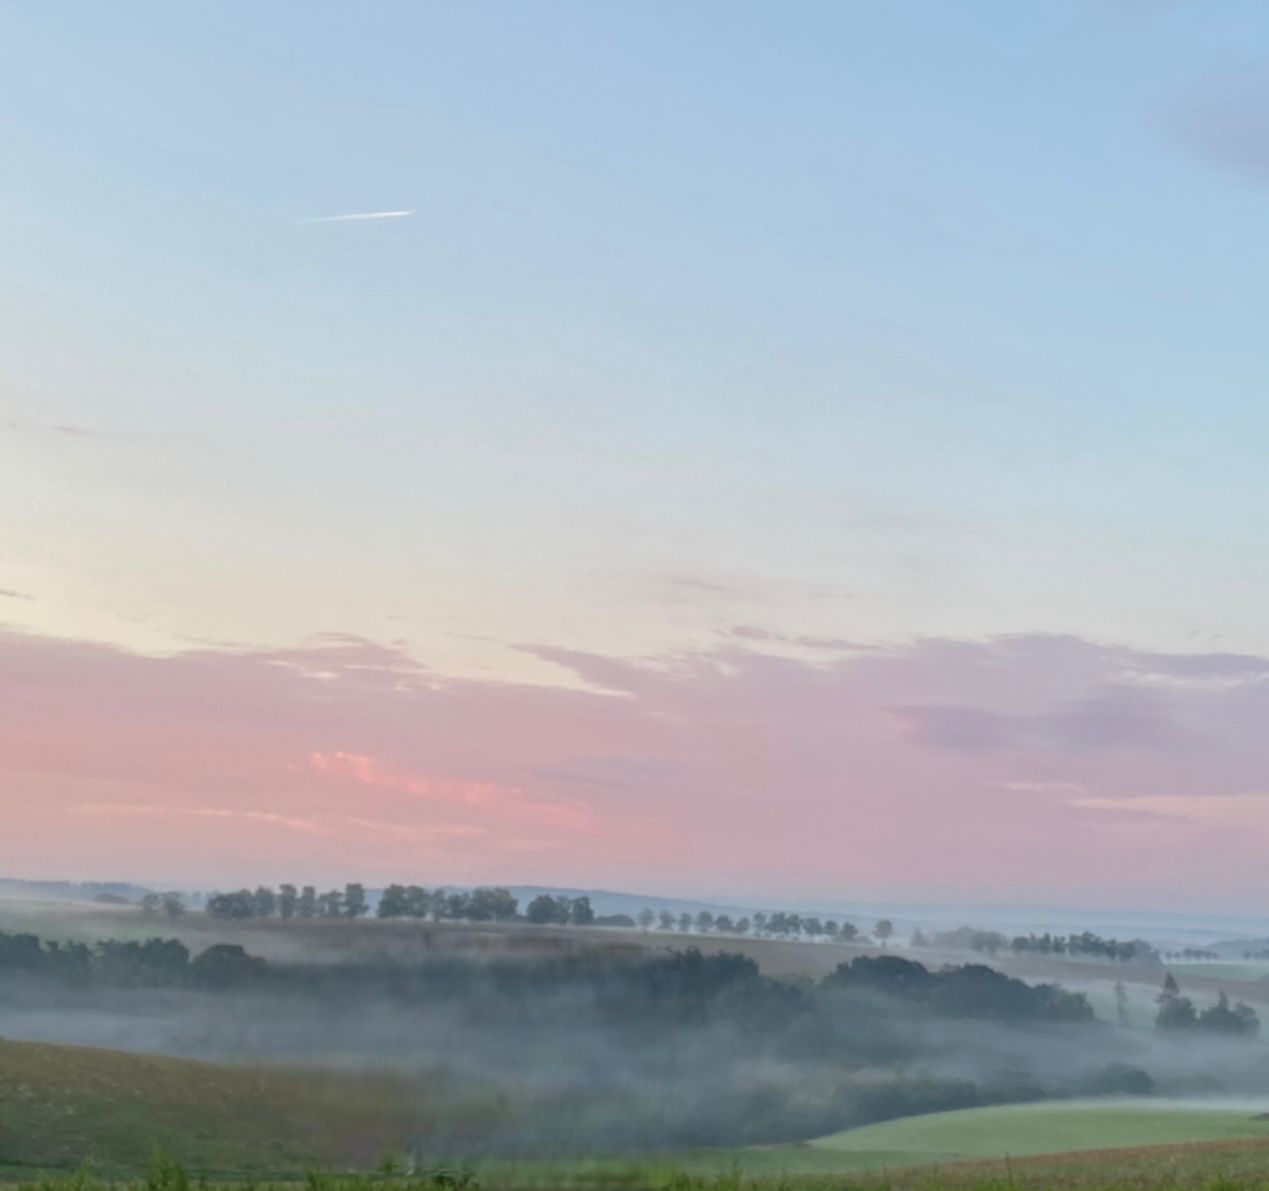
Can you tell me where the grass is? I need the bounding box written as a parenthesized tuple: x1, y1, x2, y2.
(0, 1037, 412, 1176)
(425, 1102, 1269, 1189)
(5, 1097, 1269, 1191)
(7, 1037, 1269, 1189)
(19, 1146, 1269, 1191)
(686, 1100, 1269, 1177)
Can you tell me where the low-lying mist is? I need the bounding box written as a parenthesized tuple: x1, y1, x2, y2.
(1, 919, 1264, 1159)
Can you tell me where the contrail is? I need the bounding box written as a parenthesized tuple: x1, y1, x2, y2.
(302, 210, 414, 223)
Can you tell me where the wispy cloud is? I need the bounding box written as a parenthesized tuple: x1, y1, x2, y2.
(301, 210, 414, 224)
(9, 627, 1269, 901)
(0, 588, 33, 602)
(1169, 77, 1269, 184)
(4, 417, 102, 439)
(729, 624, 867, 652)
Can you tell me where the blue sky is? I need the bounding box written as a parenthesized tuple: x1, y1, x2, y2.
(5, 1, 1269, 677)
(15, 4, 1269, 900)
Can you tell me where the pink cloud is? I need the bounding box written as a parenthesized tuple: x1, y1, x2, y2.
(308, 750, 593, 829)
(2, 626, 1269, 908)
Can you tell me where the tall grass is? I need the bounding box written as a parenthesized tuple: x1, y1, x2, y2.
(16, 1158, 1269, 1191)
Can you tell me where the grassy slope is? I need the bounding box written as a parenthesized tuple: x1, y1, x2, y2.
(0, 1037, 408, 1176)
(706, 1100, 1269, 1175)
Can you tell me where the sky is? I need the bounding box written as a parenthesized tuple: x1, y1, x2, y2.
(6, 1, 1269, 908)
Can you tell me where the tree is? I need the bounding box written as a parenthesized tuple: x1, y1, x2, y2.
(317, 889, 344, 918)
(752, 912, 767, 936)
(278, 884, 298, 920)
(1155, 972, 1198, 1032)
(910, 929, 928, 948)
(298, 886, 317, 919)
(207, 890, 254, 920)
(637, 908, 655, 931)
(766, 911, 802, 938)
(162, 892, 185, 919)
(343, 883, 368, 919)
(569, 896, 595, 926)
(824, 920, 840, 941)
(443, 892, 471, 920)
(971, 931, 1007, 957)
(189, 943, 266, 989)
(715, 915, 734, 934)
(695, 911, 715, 934)
(658, 911, 676, 932)
(678, 912, 692, 933)
(1200, 991, 1260, 1037)
(527, 895, 561, 925)
(252, 886, 277, 918)
(378, 884, 410, 918)
(735, 917, 751, 936)
(426, 889, 448, 921)
(140, 893, 161, 916)
(466, 887, 518, 922)
(875, 919, 894, 947)
(405, 885, 432, 919)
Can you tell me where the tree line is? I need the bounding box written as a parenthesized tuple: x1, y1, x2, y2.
(193, 886, 1173, 971)
(0, 925, 1095, 1030)
(206, 884, 591, 925)
(378, 884, 523, 922)
(0, 926, 1162, 1144)
(203, 883, 893, 940)
(206, 883, 372, 920)
(1155, 972, 1259, 1036)
(631, 907, 891, 943)
(0, 930, 262, 989)
(912, 926, 1159, 964)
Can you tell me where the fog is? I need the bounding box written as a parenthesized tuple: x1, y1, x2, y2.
(4, 909, 1268, 1161)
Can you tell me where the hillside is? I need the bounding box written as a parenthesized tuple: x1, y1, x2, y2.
(0, 1037, 407, 1175)
(712, 1099, 1269, 1175)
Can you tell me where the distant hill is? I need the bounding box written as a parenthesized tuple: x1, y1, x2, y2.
(499, 885, 787, 921)
(8, 875, 1267, 949)
(0, 878, 154, 905)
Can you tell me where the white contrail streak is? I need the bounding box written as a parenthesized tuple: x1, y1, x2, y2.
(301, 210, 414, 223)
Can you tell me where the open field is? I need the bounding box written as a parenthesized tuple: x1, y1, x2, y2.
(444, 1110, 1269, 1187)
(7, 1033, 1269, 1188)
(0, 1037, 410, 1176)
(754, 1099, 1269, 1172)
(6, 1030, 1269, 1190)
(17, 1143, 1269, 1191)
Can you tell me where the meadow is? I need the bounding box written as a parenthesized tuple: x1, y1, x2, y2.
(722, 1100, 1269, 1173)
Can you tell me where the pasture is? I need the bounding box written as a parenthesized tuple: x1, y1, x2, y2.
(721, 1099, 1269, 1175)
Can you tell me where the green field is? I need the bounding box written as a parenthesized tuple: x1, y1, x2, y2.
(0, 1037, 412, 1176)
(7, 1034, 1269, 1187)
(713, 1100, 1269, 1175)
